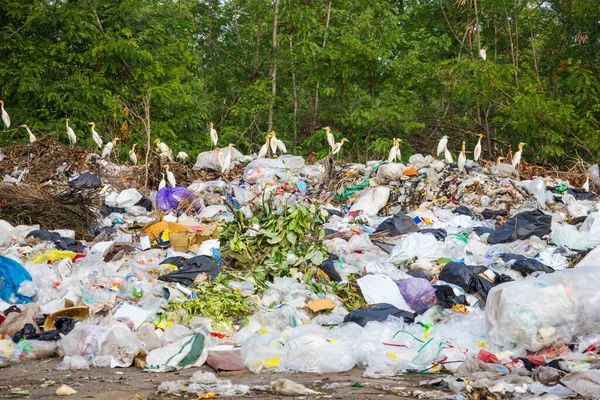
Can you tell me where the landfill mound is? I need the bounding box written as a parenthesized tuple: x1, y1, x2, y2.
(2, 140, 600, 399)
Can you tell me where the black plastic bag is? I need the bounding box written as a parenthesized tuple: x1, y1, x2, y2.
(438, 262, 490, 297)
(512, 259, 555, 276)
(500, 253, 527, 262)
(26, 230, 62, 242)
(420, 228, 447, 241)
(134, 195, 154, 212)
(69, 172, 101, 189)
(372, 241, 395, 254)
(325, 209, 343, 219)
(158, 255, 219, 286)
(319, 254, 342, 283)
(343, 303, 416, 327)
(55, 238, 84, 253)
(453, 205, 472, 216)
(375, 212, 420, 237)
(12, 317, 76, 343)
(481, 209, 508, 220)
(160, 256, 187, 268)
(435, 285, 467, 309)
(567, 188, 596, 201)
(473, 226, 495, 236)
(487, 210, 552, 244)
(407, 269, 432, 281)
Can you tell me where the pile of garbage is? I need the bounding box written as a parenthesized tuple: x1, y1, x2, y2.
(2, 139, 600, 398)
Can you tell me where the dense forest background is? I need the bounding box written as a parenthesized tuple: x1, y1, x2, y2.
(0, 0, 598, 163)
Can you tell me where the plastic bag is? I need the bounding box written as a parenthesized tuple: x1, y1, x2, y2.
(343, 303, 415, 327)
(520, 178, 554, 208)
(318, 254, 342, 283)
(13, 317, 76, 342)
(550, 224, 599, 251)
(0, 339, 14, 367)
(487, 210, 552, 244)
(56, 355, 89, 370)
(435, 284, 468, 309)
(438, 262, 492, 298)
(158, 255, 219, 286)
(13, 339, 57, 360)
(376, 163, 405, 182)
(357, 275, 413, 311)
(194, 147, 244, 171)
(375, 211, 420, 236)
(387, 233, 442, 264)
(561, 370, 600, 397)
(243, 158, 285, 184)
(396, 278, 436, 313)
(96, 326, 141, 368)
(349, 187, 390, 216)
(241, 332, 288, 373)
(69, 172, 101, 189)
(0, 256, 34, 304)
(145, 333, 209, 372)
(114, 188, 143, 208)
(511, 258, 554, 276)
(485, 265, 600, 351)
(155, 187, 201, 212)
(480, 208, 508, 220)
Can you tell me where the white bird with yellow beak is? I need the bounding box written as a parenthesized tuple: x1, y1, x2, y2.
(89, 122, 102, 149)
(258, 133, 271, 158)
(324, 126, 335, 151)
(331, 138, 349, 156)
(0, 100, 10, 128)
(209, 122, 218, 148)
(165, 165, 176, 187)
(437, 135, 448, 157)
(19, 125, 36, 143)
(129, 144, 138, 165)
(457, 141, 466, 173)
(583, 173, 590, 192)
(177, 151, 189, 162)
(388, 138, 401, 163)
(444, 145, 454, 164)
(66, 119, 77, 147)
(474, 133, 483, 162)
(102, 137, 119, 159)
(512, 142, 527, 168)
(269, 131, 279, 155)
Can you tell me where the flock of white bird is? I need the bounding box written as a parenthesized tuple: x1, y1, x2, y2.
(1, 99, 537, 190)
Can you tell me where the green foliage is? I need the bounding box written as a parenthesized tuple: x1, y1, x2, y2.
(219, 202, 328, 286)
(1, 0, 599, 164)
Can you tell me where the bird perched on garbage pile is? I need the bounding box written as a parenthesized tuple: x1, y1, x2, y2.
(209, 121, 218, 148)
(219, 144, 232, 173)
(474, 133, 483, 162)
(154, 139, 173, 161)
(388, 138, 401, 163)
(583, 173, 590, 192)
(490, 156, 518, 179)
(129, 144, 138, 165)
(444, 145, 454, 164)
(512, 142, 527, 168)
(158, 173, 166, 190)
(258, 133, 271, 158)
(269, 131, 279, 155)
(102, 137, 119, 159)
(0, 100, 10, 128)
(165, 165, 176, 187)
(437, 135, 448, 157)
(19, 125, 36, 143)
(177, 151, 188, 162)
(216, 147, 226, 172)
(458, 141, 466, 173)
(331, 138, 349, 156)
(276, 134, 287, 154)
(66, 119, 77, 147)
(324, 126, 335, 151)
(89, 122, 102, 149)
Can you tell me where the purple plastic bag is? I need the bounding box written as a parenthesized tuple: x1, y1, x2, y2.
(155, 187, 201, 212)
(396, 277, 436, 313)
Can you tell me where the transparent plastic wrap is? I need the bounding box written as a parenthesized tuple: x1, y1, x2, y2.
(56, 355, 89, 370)
(243, 158, 285, 184)
(241, 331, 288, 373)
(387, 233, 442, 264)
(485, 266, 600, 351)
(96, 326, 141, 368)
(12, 339, 58, 361)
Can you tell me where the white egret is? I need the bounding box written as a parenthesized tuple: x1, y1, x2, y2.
(269, 131, 278, 154)
(276, 137, 287, 154)
(0, 100, 10, 128)
(583, 173, 590, 192)
(258, 133, 271, 158)
(129, 144, 138, 165)
(154, 139, 173, 161)
(474, 133, 483, 162)
(209, 122, 218, 148)
(444, 145, 454, 164)
(158, 173, 166, 190)
(216, 147, 225, 171)
(457, 141, 466, 173)
(437, 135, 448, 157)
(221, 144, 232, 173)
(89, 122, 102, 149)
(19, 125, 36, 143)
(388, 138, 401, 163)
(331, 138, 349, 155)
(165, 165, 176, 187)
(479, 47, 487, 61)
(324, 126, 335, 151)
(512, 142, 527, 168)
(102, 137, 119, 159)
(66, 119, 77, 147)
(177, 151, 189, 161)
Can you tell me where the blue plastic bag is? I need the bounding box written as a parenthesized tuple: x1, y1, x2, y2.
(0, 256, 34, 304)
(155, 187, 201, 213)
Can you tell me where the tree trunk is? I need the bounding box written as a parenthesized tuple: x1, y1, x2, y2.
(505, 9, 519, 87)
(290, 38, 298, 149)
(312, 0, 332, 133)
(143, 91, 151, 190)
(267, 0, 280, 132)
(473, 0, 481, 53)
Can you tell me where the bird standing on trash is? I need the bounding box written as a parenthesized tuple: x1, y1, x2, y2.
(158, 173, 166, 190)
(0, 100, 10, 128)
(437, 135, 448, 157)
(89, 122, 102, 149)
(269, 131, 279, 155)
(177, 151, 188, 162)
(216, 147, 225, 171)
(66, 119, 77, 147)
(512, 142, 527, 168)
(324, 127, 335, 151)
(102, 137, 119, 159)
(220, 144, 232, 173)
(583, 173, 590, 192)
(209, 122, 218, 148)
(331, 138, 349, 156)
(444, 145, 454, 164)
(19, 125, 36, 143)
(154, 139, 173, 161)
(474, 133, 483, 162)
(129, 144, 138, 165)
(165, 165, 176, 187)
(276, 135, 287, 154)
(458, 141, 466, 173)
(258, 133, 271, 158)
(388, 138, 401, 163)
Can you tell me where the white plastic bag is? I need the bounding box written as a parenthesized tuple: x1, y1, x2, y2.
(357, 275, 413, 312)
(387, 233, 442, 264)
(145, 333, 208, 372)
(550, 224, 599, 251)
(350, 186, 390, 216)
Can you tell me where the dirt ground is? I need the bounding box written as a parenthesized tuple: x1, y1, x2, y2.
(0, 359, 439, 399)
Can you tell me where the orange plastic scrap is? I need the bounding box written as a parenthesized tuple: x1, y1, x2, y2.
(403, 165, 418, 176)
